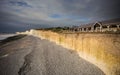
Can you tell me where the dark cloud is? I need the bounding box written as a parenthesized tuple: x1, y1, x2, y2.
(9, 1, 32, 8)
(0, 0, 120, 33)
(59, 0, 120, 20)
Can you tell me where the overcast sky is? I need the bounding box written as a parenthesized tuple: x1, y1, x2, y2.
(0, 0, 120, 33)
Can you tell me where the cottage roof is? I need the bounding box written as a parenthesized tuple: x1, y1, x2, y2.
(78, 18, 120, 28)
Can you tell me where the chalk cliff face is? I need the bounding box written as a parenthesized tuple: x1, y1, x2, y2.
(27, 30, 120, 75)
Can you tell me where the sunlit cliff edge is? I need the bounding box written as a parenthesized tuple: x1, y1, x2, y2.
(18, 29, 120, 75)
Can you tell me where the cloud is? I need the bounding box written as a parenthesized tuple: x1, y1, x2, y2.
(0, 0, 120, 32)
(9, 1, 32, 8)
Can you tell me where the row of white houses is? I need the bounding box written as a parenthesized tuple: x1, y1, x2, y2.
(71, 18, 120, 32)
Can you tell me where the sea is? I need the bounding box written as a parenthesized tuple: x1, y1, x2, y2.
(0, 34, 16, 40)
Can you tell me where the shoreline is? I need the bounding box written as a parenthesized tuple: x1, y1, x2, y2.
(0, 34, 16, 40)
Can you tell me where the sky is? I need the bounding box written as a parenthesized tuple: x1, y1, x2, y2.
(0, 0, 120, 33)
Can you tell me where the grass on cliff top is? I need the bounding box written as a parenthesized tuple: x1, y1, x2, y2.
(62, 31, 120, 34)
(35, 27, 69, 33)
(0, 34, 27, 46)
(35, 27, 120, 34)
